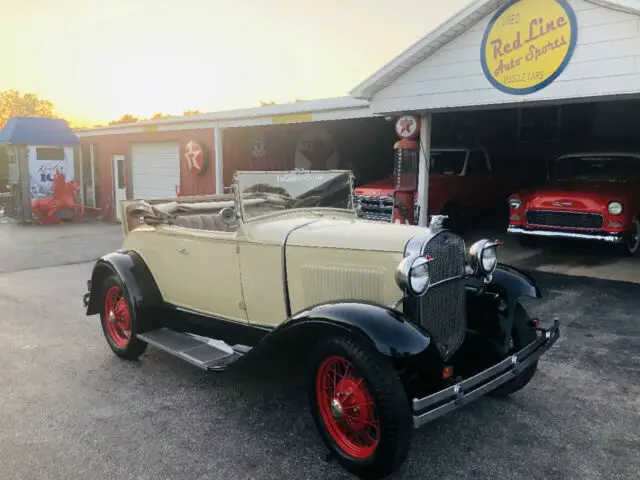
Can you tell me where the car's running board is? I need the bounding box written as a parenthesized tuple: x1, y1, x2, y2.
(137, 328, 247, 371)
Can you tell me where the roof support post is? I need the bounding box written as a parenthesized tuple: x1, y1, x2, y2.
(214, 125, 224, 194)
(417, 113, 432, 227)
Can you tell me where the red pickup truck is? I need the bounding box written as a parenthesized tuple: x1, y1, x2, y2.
(354, 147, 531, 229)
(507, 151, 640, 256)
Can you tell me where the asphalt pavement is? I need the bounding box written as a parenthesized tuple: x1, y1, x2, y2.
(0, 221, 639, 480)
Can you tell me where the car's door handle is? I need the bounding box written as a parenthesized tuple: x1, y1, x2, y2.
(176, 247, 188, 255)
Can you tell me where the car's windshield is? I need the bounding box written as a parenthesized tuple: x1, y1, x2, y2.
(554, 155, 640, 182)
(430, 150, 467, 175)
(236, 170, 355, 220)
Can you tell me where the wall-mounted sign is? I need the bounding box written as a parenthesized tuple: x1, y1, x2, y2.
(394, 115, 420, 140)
(250, 135, 267, 161)
(294, 126, 339, 170)
(28, 146, 75, 202)
(184, 140, 208, 176)
(480, 0, 577, 95)
(271, 113, 313, 125)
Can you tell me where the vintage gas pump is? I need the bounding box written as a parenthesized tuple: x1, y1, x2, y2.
(391, 115, 420, 225)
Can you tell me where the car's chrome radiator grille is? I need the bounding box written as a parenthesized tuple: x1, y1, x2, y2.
(526, 210, 604, 230)
(420, 231, 467, 360)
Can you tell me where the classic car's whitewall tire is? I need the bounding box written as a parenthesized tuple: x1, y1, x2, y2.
(99, 275, 148, 361)
(308, 336, 412, 480)
(487, 304, 538, 398)
(619, 219, 640, 257)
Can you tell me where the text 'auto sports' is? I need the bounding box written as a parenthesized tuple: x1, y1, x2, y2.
(83, 169, 560, 479)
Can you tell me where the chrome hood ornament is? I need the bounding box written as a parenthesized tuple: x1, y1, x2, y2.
(428, 214, 448, 231)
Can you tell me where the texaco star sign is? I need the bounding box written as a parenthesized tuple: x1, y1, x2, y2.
(394, 115, 420, 140)
(184, 140, 206, 175)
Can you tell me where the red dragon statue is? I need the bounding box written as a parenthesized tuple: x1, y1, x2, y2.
(31, 171, 85, 225)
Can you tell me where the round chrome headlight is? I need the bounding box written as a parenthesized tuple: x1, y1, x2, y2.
(508, 197, 522, 210)
(608, 201, 623, 215)
(395, 254, 431, 297)
(481, 244, 497, 273)
(468, 239, 501, 278)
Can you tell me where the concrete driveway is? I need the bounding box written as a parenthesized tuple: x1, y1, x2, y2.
(0, 218, 638, 479)
(0, 219, 123, 273)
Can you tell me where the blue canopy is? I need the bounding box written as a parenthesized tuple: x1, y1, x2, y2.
(0, 116, 79, 147)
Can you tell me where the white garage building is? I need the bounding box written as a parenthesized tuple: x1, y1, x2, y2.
(350, 0, 640, 225)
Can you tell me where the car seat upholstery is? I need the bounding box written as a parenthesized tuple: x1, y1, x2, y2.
(172, 213, 237, 232)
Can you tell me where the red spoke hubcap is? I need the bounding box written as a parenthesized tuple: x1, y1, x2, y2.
(104, 286, 131, 348)
(316, 355, 380, 459)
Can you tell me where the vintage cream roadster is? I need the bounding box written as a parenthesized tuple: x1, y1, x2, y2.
(83, 169, 560, 479)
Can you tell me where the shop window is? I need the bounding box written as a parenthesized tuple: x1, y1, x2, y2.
(36, 147, 64, 161)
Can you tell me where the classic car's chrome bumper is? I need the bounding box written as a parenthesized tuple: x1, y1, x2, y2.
(82, 280, 91, 309)
(411, 319, 560, 428)
(507, 226, 625, 243)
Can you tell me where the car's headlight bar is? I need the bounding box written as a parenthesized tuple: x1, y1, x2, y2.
(468, 239, 502, 281)
(395, 254, 433, 297)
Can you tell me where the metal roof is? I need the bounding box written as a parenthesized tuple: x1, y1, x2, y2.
(349, 0, 640, 100)
(0, 116, 79, 146)
(74, 96, 372, 135)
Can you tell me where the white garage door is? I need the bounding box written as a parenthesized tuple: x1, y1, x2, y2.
(131, 142, 180, 199)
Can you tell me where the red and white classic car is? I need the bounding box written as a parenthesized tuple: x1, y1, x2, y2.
(508, 152, 640, 256)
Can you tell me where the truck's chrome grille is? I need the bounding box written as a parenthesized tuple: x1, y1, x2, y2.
(420, 231, 467, 360)
(355, 194, 420, 224)
(525, 210, 604, 230)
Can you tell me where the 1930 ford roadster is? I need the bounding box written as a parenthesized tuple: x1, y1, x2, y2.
(82, 169, 559, 479)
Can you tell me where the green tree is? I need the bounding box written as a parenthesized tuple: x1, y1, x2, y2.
(259, 98, 304, 107)
(151, 112, 174, 120)
(0, 89, 55, 130)
(183, 109, 200, 116)
(108, 114, 139, 125)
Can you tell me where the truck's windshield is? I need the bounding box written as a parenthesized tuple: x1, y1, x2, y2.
(235, 170, 355, 220)
(430, 150, 467, 175)
(554, 154, 640, 182)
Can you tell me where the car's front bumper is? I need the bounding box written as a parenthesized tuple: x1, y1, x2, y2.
(411, 319, 560, 428)
(507, 225, 625, 243)
(82, 280, 91, 309)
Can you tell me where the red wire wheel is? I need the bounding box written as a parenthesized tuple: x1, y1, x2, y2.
(103, 285, 132, 348)
(316, 355, 380, 459)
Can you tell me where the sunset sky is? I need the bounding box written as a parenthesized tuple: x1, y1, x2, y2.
(0, 0, 470, 126)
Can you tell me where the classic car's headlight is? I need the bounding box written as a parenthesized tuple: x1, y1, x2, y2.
(468, 239, 501, 279)
(608, 201, 623, 215)
(508, 197, 522, 210)
(395, 254, 432, 297)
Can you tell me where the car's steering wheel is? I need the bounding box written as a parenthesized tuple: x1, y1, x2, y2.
(219, 206, 237, 223)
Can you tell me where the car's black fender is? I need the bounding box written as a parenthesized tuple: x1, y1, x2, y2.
(253, 301, 432, 363)
(466, 263, 542, 354)
(492, 263, 542, 301)
(85, 250, 163, 331)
